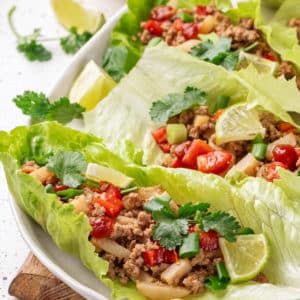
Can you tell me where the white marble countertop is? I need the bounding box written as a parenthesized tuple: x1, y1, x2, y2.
(0, 1, 123, 298)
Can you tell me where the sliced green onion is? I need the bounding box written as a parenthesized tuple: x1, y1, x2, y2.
(45, 184, 55, 193)
(121, 186, 138, 195)
(252, 134, 264, 144)
(216, 262, 230, 280)
(205, 276, 229, 291)
(298, 170, 300, 176)
(239, 227, 255, 235)
(251, 143, 267, 160)
(213, 95, 230, 113)
(243, 41, 259, 52)
(178, 12, 194, 22)
(179, 232, 200, 258)
(148, 37, 163, 47)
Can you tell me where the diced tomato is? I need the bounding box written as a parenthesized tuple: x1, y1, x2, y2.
(173, 19, 184, 31)
(263, 52, 277, 62)
(200, 230, 219, 251)
(213, 109, 225, 121)
(151, 6, 175, 21)
(159, 143, 172, 153)
(173, 141, 192, 159)
(182, 139, 213, 169)
(196, 5, 209, 15)
(171, 157, 183, 168)
(182, 22, 199, 39)
(272, 144, 298, 170)
(93, 191, 123, 218)
(277, 122, 296, 133)
(143, 248, 178, 266)
(144, 20, 163, 36)
(263, 162, 289, 182)
(90, 216, 115, 238)
(106, 184, 122, 199)
(152, 126, 167, 144)
(54, 184, 69, 192)
(197, 150, 233, 174)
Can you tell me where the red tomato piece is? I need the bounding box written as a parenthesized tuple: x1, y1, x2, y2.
(197, 150, 233, 174)
(173, 141, 192, 159)
(182, 139, 213, 169)
(263, 52, 277, 62)
(272, 144, 298, 170)
(143, 249, 163, 266)
(90, 216, 115, 238)
(196, 5, 209, 15)
(163, 249, 178, 264)
(54, 184, 69, 192)
(173, 19, 184, 31)
(277, 122, 295, 133)
(93, 193, 123, 218)
(182, 23, 199, 39)
(144, 20, 163, 36)
(151, 6, 175, 21)
(152, 126, 167, 144)
(200, 230, 219, 251)
(171, 157, 183, 168)
(213, 109, 225, 121)
(159, 143, 172, 153)
(262, 162, 289, 182)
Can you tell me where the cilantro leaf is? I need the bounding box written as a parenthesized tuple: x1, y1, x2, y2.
(202, 211, 241, 242)
(60, 27, 93, 54)
(205, 276, 229, 291)
(56, 188, 84, 201)
(153, 216, 189, 249)
(13, 91, 51, 121)
(178, 202, 209, 218)
(190, 37, 238, 71)
(47, 151, 87, 188)
(13, 91, 85, 124)
(144, 195, 175, 218)
(46, 97, 85, 124)
(17, 40, 52, 61)
(150, 87, 207, 124)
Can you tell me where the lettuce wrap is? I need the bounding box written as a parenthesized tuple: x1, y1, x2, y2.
(1, 121, 300, 299)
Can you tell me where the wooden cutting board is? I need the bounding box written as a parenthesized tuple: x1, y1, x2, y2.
(8, 253, 85, 300)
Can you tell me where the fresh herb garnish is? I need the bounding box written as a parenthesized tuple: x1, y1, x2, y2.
(190, 37, 239, 71)
(8, 6, 92, 62)
(60, 27, 93, 54)
(56, 188, 84, 201)
(13, 91, 85, 124)
(178, 202, 210, 218)
(150, 87, 207, 124)
(144, 195, 175, 218)
(47, 151, 87, 188)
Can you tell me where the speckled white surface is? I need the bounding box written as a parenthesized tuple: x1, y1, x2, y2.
(0, 1, 123, 299)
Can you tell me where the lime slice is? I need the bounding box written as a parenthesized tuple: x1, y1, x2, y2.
(219, 234, 269, 283)
(86, 163, 133, 188)
(69, 60, 116, 111)
(215, 104, 265, 145)
(50, 0, 105, 34)
(238, 52, 278, 75)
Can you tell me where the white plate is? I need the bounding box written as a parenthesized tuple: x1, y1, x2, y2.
(9, 5, 127, 300)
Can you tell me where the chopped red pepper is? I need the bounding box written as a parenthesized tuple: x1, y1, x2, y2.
(90, 216, 115, 238)
(173, 19, 184, 31)
(200, 230, 219, 251)
(196, 5, 209, 15)
(213, 109, 225, 121)
(152, 126, 167, 144)
(93, 194, 123, 218)
(54, 184, 69, 192)
(197, 150, 233, 174)
(295, 147, 300, 157)
(173, 141, 192, 159)
(144, 20, 163, 36)
(159, 143, 172, 153)
(182, 139, 213, 169)
(171, 157, 183, 168)
(162, 249, 178, 264)
(182, 22, 199, 40)
(151, 6, 175, 21)
(272, 144, 298, 170)
(263, 52, 277, 62)
(263, 161, 289, 182)
(143, 248, 178, 267)
(277, 122, 296, 133)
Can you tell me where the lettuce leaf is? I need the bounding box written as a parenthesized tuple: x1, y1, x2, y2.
(85, 44, 300, 165)
(2, 121, 300, 299)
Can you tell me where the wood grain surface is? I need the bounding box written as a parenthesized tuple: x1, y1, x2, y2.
(8, 254, 85, 300)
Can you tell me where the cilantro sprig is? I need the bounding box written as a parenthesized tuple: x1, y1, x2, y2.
(8, 6, 93, 62)
(13, 91, 85, 124)
(149, 87, 207, 124)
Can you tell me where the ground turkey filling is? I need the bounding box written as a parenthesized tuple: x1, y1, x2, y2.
(20, 164, 268, 296)
(139, 4, 300, 89)
(153, 106, 300, 181)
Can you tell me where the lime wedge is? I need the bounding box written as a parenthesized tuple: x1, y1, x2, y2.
(215, 104, 265, 145)
(219, 234, 269, 283)
(69, 60, 116, 111)
(50, 0, 105, 34)
(86, 163, 133, 188)
(238, 52, 278, 75)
